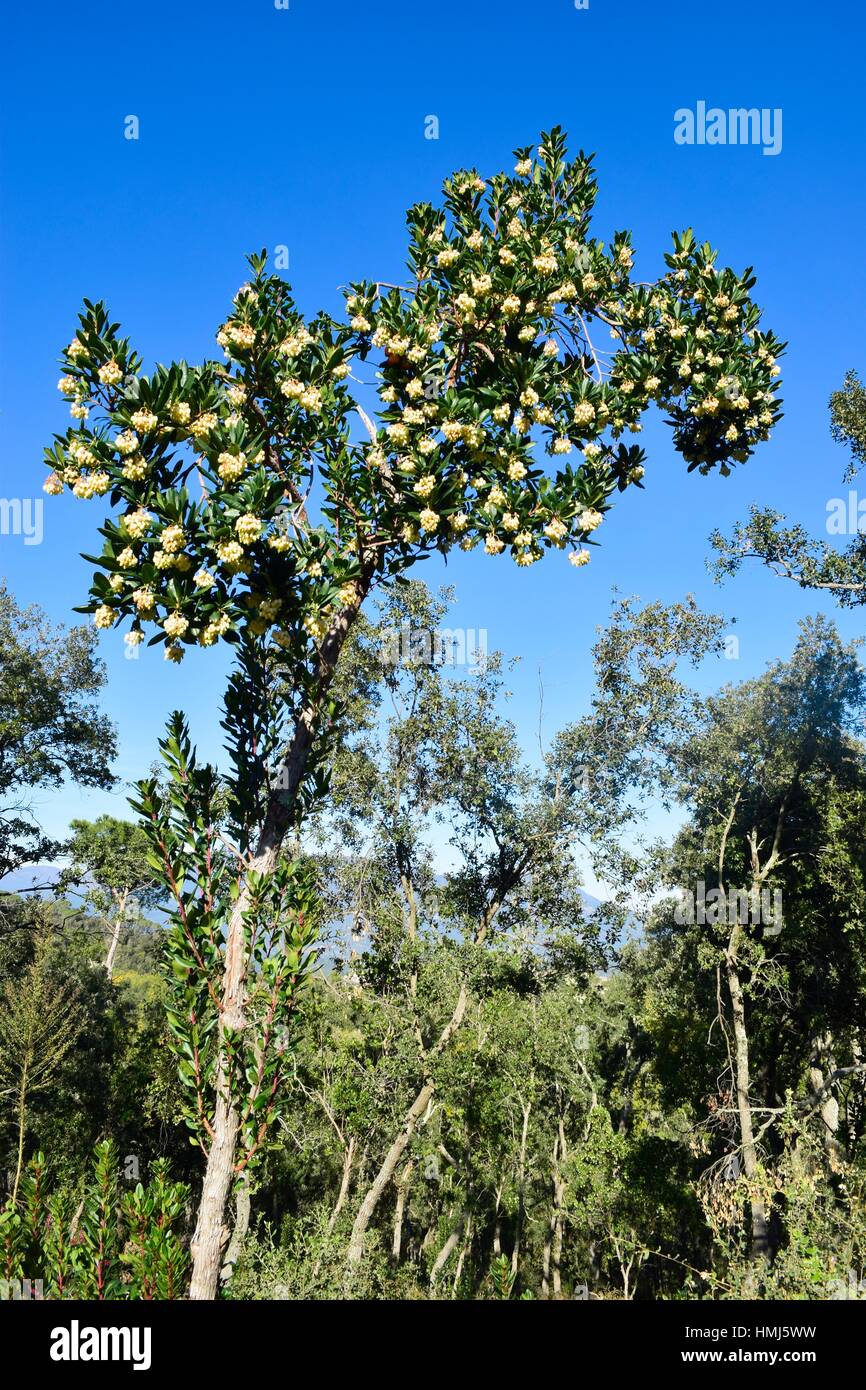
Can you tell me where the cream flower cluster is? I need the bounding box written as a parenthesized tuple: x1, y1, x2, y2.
(130, 408, 158, 433)
(72, 472, 111, 499)
(235, 514, 263, 546)
(98, 360, 124, 387)
(218, 451, 247, 483)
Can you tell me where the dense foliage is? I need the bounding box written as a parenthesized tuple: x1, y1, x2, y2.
(1, 577, 864, 1300)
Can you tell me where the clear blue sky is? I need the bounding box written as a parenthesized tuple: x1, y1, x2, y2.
(2, 0, 865, 872)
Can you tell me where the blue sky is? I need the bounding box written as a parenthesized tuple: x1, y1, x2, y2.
(2, 0, 865, 883)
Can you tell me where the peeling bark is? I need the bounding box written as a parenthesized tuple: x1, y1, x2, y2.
(188, 592, 366, 1300)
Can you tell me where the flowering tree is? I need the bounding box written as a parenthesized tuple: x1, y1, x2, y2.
(42, 128, 783, 1299)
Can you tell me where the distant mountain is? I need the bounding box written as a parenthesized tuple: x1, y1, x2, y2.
(0, 864, 62, 896)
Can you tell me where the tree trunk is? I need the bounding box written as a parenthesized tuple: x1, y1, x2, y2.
(104, 918, 123, 980)
(341, 870, 502, 1273)
(552, 1208, 564, 1298)
(430, 1210, 468, 1291)
(510, 1098, 532, 1278)
(345, 984, 468, 1268)
(399, 871, 418, 999)
(392, 1159, 413, 1262)
(312, 1136, 356, 1281)
(810, 1032, 844, 1168)
(188, 592, 365, 1300)
(187, 830, 280, 1300)
(330, 1136, 356, 1234)
(542, 1227, 552, 1300)
(452, 1215, 471, 1296)
(11, 1056, 29, 1206)
(542, 1122, 566, 1298)
(345, 1080, 435, 1270)
(725, 936, 770, 1260)
(719, 812, 773, 1266)
(219, 1171, 251, 1287)
(492, 1196, 502, 1257)
(104, 890, 127, 980)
